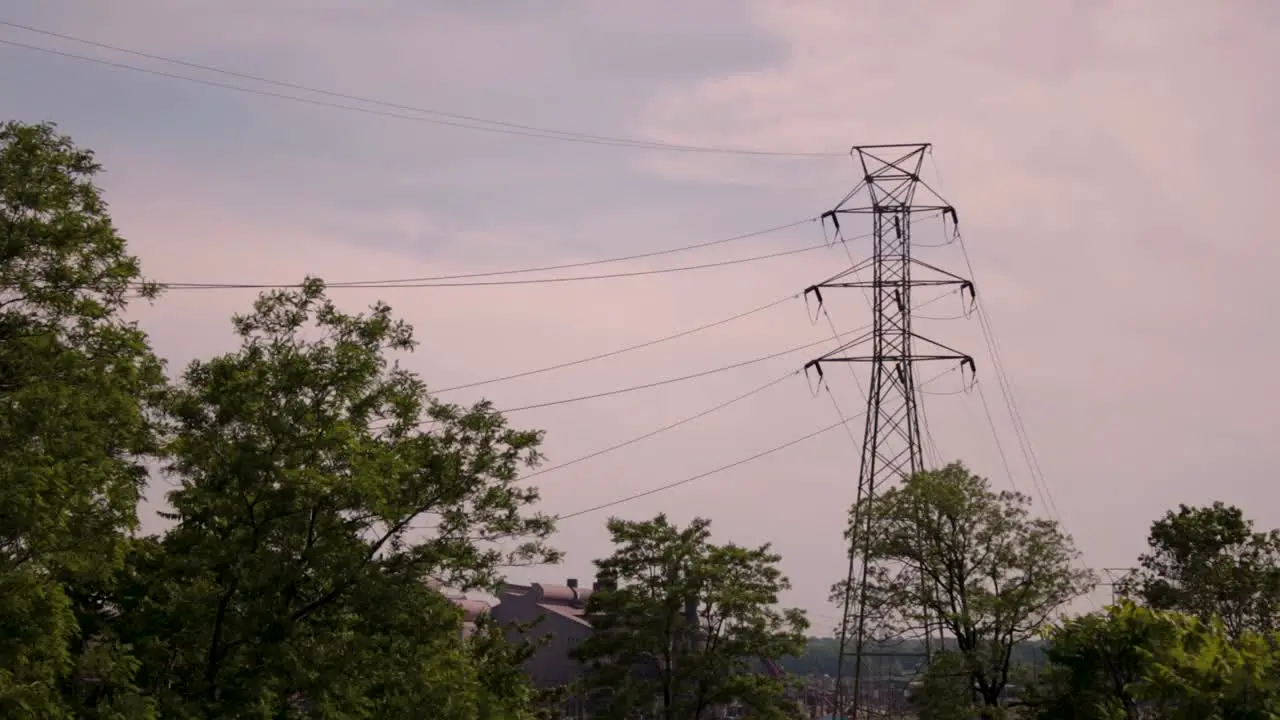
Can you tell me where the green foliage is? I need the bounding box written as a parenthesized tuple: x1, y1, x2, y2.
(776, 636, 1047, 679)
(574, 514, 808, 720)
(1031, 600, 1280, 719)
(835, 462, 1093, 712)
(91, 279, 559, 717)
(469, 615, 569, 720)
(25, 119, 1280, 720)
(1030, 601, 1180, 718)
(912, 650, 982, 720)
(0, 120, 556, 718)
(0, 120, 165, 717)
(1122, 502, 1280, 640)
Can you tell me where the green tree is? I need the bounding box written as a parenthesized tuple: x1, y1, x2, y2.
(106, 279, 556, 717)
(1031, 600, 1280, 719)
(1121, 502, 1280, 640)
(0, 120, 165, 717)
(574, 514, 808, 720)
(912, 650, 982, 720)
(835, 462, 1093, 716)
(1029, 601, 1177, 718)
(469, 615, 567, 720)
(1139, 620, 1280, 719)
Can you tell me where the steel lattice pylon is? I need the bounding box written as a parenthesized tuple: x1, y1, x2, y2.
(804, 144, 975, 719)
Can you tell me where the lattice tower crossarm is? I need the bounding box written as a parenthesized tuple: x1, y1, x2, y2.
(804, 144, 976, 720)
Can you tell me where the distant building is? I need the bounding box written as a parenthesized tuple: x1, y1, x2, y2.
(489, 578, 597, 690)
(426, 575, 601, 687)
(432, 576, 806, 718)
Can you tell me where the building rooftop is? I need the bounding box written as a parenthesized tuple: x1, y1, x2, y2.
(501, 580, 594, 627)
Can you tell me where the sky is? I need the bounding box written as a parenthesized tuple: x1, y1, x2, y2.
(3, 0, 1279, 631)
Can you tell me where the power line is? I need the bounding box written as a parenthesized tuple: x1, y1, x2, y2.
(926, 150, 1092, 608)
(825, 384, 865, 454)
(520, 371, 798, 483)
(412, 368, 808, 532)
(436, 293, 800, 393)
(498, 337, 828, 415)
(970, 379, 1023, 498)
(817, 307, 867, 411)
(340, 218, 821, 285)
(0, 24, 844, 158)
(952, 236, 1063, 521)
(421, 345, 955, 537)
(975, 302, 1062, 518)
(422, 415, 853, 537)
(555, 417, 852, 522)
(146, 240, 829, 291)
(407, 371, 807, 535)
(149, 218, 824, 291)
(963, 292, 1096, 611)
(925, 150, 1063, 520)
(416, 295, 958, 537)
(917, 377, 945, 468)
(553, 365, 956, 523)
(494, 288, 963, 415)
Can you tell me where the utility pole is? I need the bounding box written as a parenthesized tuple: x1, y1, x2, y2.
(804, 144, 975, 719)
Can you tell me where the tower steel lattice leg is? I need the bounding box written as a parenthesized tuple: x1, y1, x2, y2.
(803, 144, 975, 720)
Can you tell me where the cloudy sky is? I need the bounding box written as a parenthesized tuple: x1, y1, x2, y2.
(4, 1, 1279, 628)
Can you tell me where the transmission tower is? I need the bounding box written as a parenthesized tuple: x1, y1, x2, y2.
(803, 144, 975, 719)
(1099, 567, 1137, 605)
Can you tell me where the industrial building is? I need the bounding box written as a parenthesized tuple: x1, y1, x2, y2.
(430, 577, 600, 688)
(487, 578, 597, 689)
(432, 576, 800, 718)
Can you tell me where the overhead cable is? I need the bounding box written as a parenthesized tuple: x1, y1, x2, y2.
(555, 417, 853, 521)
(441, 277, 954, 395)
(494, 288, 962, 415)
(436, 293, 801, 393)
(0, 23, 843, 158)
(334, 218, 823, 285)
(412, 416, 852, 536)
(926, 150, 1091, 605)
(552, 365, 957, 522)
(418, 363, 957, 538)
(146, 240, 830, 291)
(497, 337, 828, 414)
(519, 371, 798, 483)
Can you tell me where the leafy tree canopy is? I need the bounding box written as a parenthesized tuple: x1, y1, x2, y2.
(0, 120, 165, 717)
(776, 635, 1047, 680)
(95, 280, 559, 717)
(1032, 600, 1280, 719)
(574, 514, 808, 720)
(1122, 502, 1280, 640)
(911, 650, 984, 720)
(835, 462, 1093, 713)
